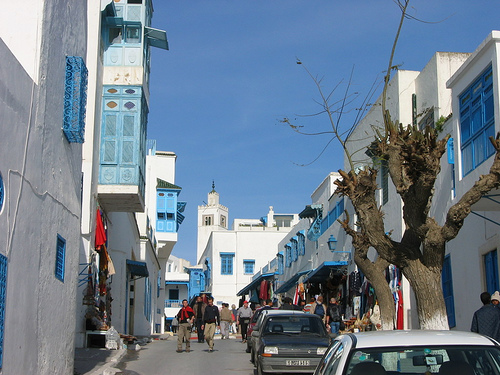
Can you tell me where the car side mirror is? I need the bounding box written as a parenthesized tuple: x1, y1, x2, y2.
(251, 330, 260, 338)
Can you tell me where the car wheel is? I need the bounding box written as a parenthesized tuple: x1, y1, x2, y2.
(250, 349, 255, 365)
(246, 342, 251, 353)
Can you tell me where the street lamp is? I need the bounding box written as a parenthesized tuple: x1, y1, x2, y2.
(327, 235, 337, 251)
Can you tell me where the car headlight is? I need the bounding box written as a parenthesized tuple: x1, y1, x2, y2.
(317, 347, 327, 355)
(264, 346, 279, 355)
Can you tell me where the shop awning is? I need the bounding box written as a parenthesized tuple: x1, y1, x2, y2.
(302, 261, 346, 283)
(275, 270, 310, 294)
(126, 259, 149, 278)
(237, 272, 275, 296)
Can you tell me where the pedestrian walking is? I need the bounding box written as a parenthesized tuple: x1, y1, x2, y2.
(220, 303, 232, 339)
(471, 292, 500, 341)
(311, 295, 327, 323)
(237, 300, 252, 343)
(492, 291, 500, 306)
(193, 295, 207, 343)
(202, 297, 220, 352)
(326, 298, 342, 334)
(303, 297, 315, 313)
(262, 298, 274, 310)
(231, 304, 238, 334)
(171, 316, 178, 334)
(176, 299, 194, 353)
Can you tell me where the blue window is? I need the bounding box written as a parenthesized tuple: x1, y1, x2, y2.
(55, 235, 66, 282)
(243, 260, 255, 274)
(144, 278, 151, 322)
(277, 252, 284, 275)
(0, 253, 7, 368)
(460, 65, 495, 176)
(63, 56, 88, 143)
(157, 271, 161, 298)
(297, 231, 305, 255)
(442, 254, 456, 328)
(221, 253, 234, 275)
(0, 173, 4, 212)
(285, 244, 292, 268)
(484, 249, 499, 295)
(291, 237, 298, 262)
(156, 190, 177, 233)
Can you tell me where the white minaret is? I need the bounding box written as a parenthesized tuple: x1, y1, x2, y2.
(197, 181, 229, 263)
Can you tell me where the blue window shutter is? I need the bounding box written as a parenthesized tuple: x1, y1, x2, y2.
(0, 253, 7, 367)
(55, 235, 66, 282)
(277, 253, 284, 275)
(221, 253, 234, 275)
(156, 191, 166, 232)
(63, 56, 88, 143)
(485, 250, 499, 294)
(441, 255, 456, 328)
(460, 65, 495, 176)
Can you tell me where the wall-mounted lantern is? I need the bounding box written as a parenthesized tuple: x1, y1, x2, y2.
(327, 235, 337, 251)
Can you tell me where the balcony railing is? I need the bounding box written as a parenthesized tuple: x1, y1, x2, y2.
(165, 299, 182, 308)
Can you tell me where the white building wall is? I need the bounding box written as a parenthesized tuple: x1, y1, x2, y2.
(198, 203, 298, 307)
(75, 0, 107, 349)
(106, 212, 140, 334)
(444, 31, 500, 331)
(0, 0, 87, 373)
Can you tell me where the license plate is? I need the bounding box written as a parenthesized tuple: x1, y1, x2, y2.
(286, 360, 310, 366)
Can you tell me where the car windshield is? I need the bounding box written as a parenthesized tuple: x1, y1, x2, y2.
(345, 345, 500, 375)
(263, 316, 325, 335)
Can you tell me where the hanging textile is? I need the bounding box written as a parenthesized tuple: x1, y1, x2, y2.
(259, 280, 269, 300)
(95, 209, 106, 248)
(396, 288, 404, 329)
(293, 285, 300, 305)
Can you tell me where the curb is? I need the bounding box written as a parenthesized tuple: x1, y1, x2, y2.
(84, 348, 126, 375)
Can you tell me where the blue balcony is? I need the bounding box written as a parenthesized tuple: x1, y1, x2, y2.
(98, 86, 146, 212)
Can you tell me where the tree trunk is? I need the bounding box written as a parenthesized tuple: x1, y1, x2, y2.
(359, 263, 396, 330)
(403, 259, 449, 330)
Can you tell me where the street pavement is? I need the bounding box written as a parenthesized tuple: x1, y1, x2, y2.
(74, 332, 256, 375)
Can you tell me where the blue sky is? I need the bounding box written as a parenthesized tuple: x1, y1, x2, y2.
(146, 1, 500, 264)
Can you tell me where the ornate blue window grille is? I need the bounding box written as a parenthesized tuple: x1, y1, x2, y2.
(63, 56, 88, 143)
(0, 253, 7, 368)
(55, 235, 66, 282)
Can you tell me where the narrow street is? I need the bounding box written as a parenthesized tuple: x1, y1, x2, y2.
(116, 334, 256, 375)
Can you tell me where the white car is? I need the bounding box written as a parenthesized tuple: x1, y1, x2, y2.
(314, 330, 500, 375)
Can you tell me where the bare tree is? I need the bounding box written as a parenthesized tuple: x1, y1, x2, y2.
(287, 0, 500, 329)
